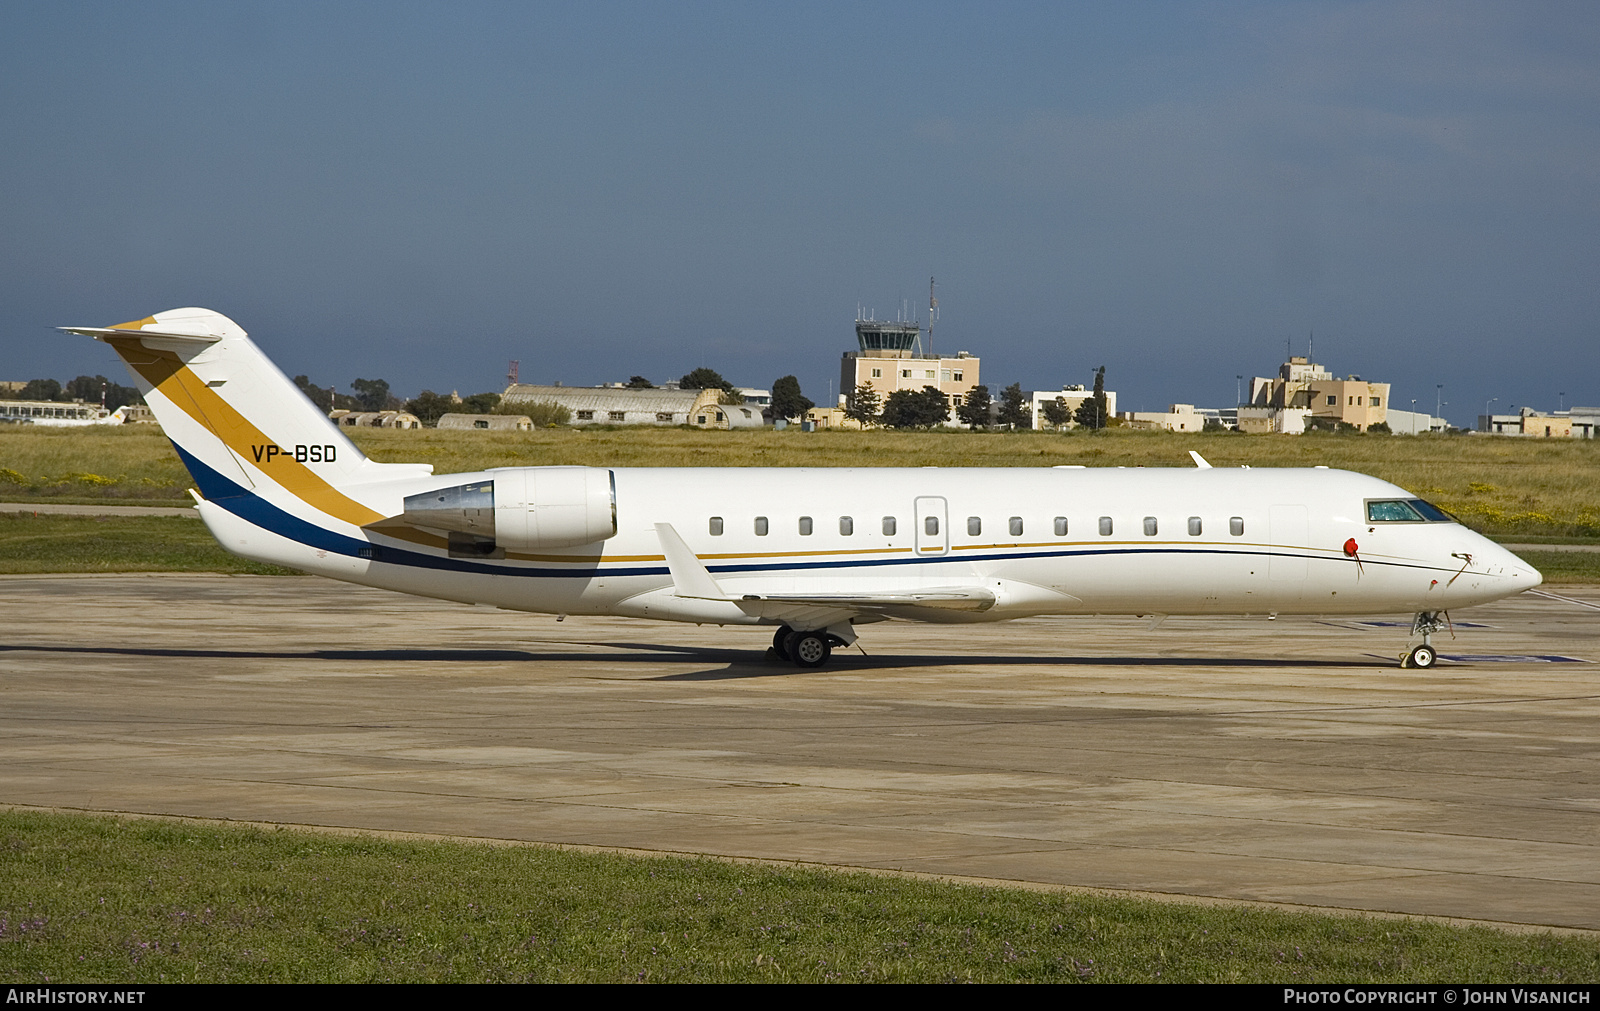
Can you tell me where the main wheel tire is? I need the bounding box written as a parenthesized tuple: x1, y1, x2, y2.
(788, 631, 832, 668)
(772, 625, 794, 661)
(1408, 644, 1437, 669)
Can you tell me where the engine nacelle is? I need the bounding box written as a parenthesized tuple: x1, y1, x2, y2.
(401, 467, 616, 550)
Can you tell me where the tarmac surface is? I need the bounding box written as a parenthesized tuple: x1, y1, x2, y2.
(2, 573, 1597, 930)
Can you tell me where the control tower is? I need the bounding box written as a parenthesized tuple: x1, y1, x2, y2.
(841, 315, 978, 423)
(853, 319, 923, 357)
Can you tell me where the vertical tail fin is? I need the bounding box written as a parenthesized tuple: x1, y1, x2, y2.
(62, 308, 427, 525)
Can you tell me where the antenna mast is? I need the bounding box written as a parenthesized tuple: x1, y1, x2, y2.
(928, 277, 938, 359)
(507, 360, 519, 387)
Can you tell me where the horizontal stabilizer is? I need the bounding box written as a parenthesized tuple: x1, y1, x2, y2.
(60, 307, 248, 346)
(59, 326, 222, 345)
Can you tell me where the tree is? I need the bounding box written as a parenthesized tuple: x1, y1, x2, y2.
(16, 379, 63, 402)
(459, 392, 501, 414)
(998, 383, 1031, 429)
(880, 386, 951, 428)
(1041, 396, 1073, 430)
(293, 375, 359, 412)
(351, 377, 393, 412)
(625, 376, 655, 389)
(844, 383, 881, 427)
(514, 400, 571, 427)
(405, 390, 455, 425)
(64, 374, 141, 410)
(1074, 367, 1108, 430)
(677, 367, 735, 394)
(770, 375, 814, 421)
(956, 385, 992, 429)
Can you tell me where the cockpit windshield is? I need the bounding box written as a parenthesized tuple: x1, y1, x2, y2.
(1366, 499, 1456, 523)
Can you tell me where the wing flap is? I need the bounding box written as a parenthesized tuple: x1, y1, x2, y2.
(737, 588, 996, 612)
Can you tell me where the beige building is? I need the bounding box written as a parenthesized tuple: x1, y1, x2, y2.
(437, 413, 532, 431)
(1028, 385, 1119, 429)
(500, 384, 762, 429)
(840, 319, 978, 424)
(1121, 403, 1204, 432)
(1248, 356, 1390, 431)
(1480, 407, 1577, 437)
(330, 409, 422, 429)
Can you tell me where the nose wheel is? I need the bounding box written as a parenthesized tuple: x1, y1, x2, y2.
(1400, 611, 1449, 668)
(1404, 643, 1437, 669)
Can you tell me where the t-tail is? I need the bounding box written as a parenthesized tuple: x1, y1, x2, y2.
(61, 308, 434, 558)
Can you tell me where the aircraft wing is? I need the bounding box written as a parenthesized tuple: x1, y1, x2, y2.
(654, 522, 997, 625)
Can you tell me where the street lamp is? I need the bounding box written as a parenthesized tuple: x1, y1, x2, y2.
(1236, 375, 1243, 407)
(1436, 384, 1444, 421)
(1485, 397, 1497, 433)
(1410, 398, 1417, 435)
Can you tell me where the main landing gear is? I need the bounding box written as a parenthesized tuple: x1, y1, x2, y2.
(1400, 611, 1450, 669)
(769, 624, 852, 669)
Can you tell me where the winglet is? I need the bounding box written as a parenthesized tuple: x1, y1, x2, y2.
(1189, 450, 1213, 469)
(654, 523, 729, 600)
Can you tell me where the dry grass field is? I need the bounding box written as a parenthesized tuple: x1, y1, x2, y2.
(3, 423, 1597, 540)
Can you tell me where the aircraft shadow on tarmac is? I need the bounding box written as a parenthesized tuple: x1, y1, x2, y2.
(1, 641, 1380, 678)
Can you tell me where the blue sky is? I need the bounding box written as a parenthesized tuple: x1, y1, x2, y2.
(3, 2, 1596, 424)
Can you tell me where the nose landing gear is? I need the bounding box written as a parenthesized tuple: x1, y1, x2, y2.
(1400, 611, 1450, 668)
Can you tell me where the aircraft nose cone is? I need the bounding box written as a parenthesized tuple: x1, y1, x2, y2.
(1497, 546, 1543, 589)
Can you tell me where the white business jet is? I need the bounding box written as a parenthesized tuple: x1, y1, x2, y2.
(64, 308, 1541, 669)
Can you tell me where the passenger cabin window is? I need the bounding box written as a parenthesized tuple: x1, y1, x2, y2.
(1098, 516, 1113, 536)
(1230, 516, 1244, 536)
(1143, 517, 1157, 536)
(1009, 517, 1023, 536)
(839, 516, 853, 535)
(1188, 517, 1202, 536)
(1054, 517, 1068, 536)
(709, 517, 724, 535)
(968, 517, 982, 536)
(798, 516, 813, 535)
(925, 516, 939, 536)
(754, 516, 769, 536)
(882, 516, 896, 536)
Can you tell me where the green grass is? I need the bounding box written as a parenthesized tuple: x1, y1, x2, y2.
(4, 424, 1598, 541)
(0, 513, 291, 575)
(1, 809, 1595, 984)
(1512, 550, 1600, 585)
